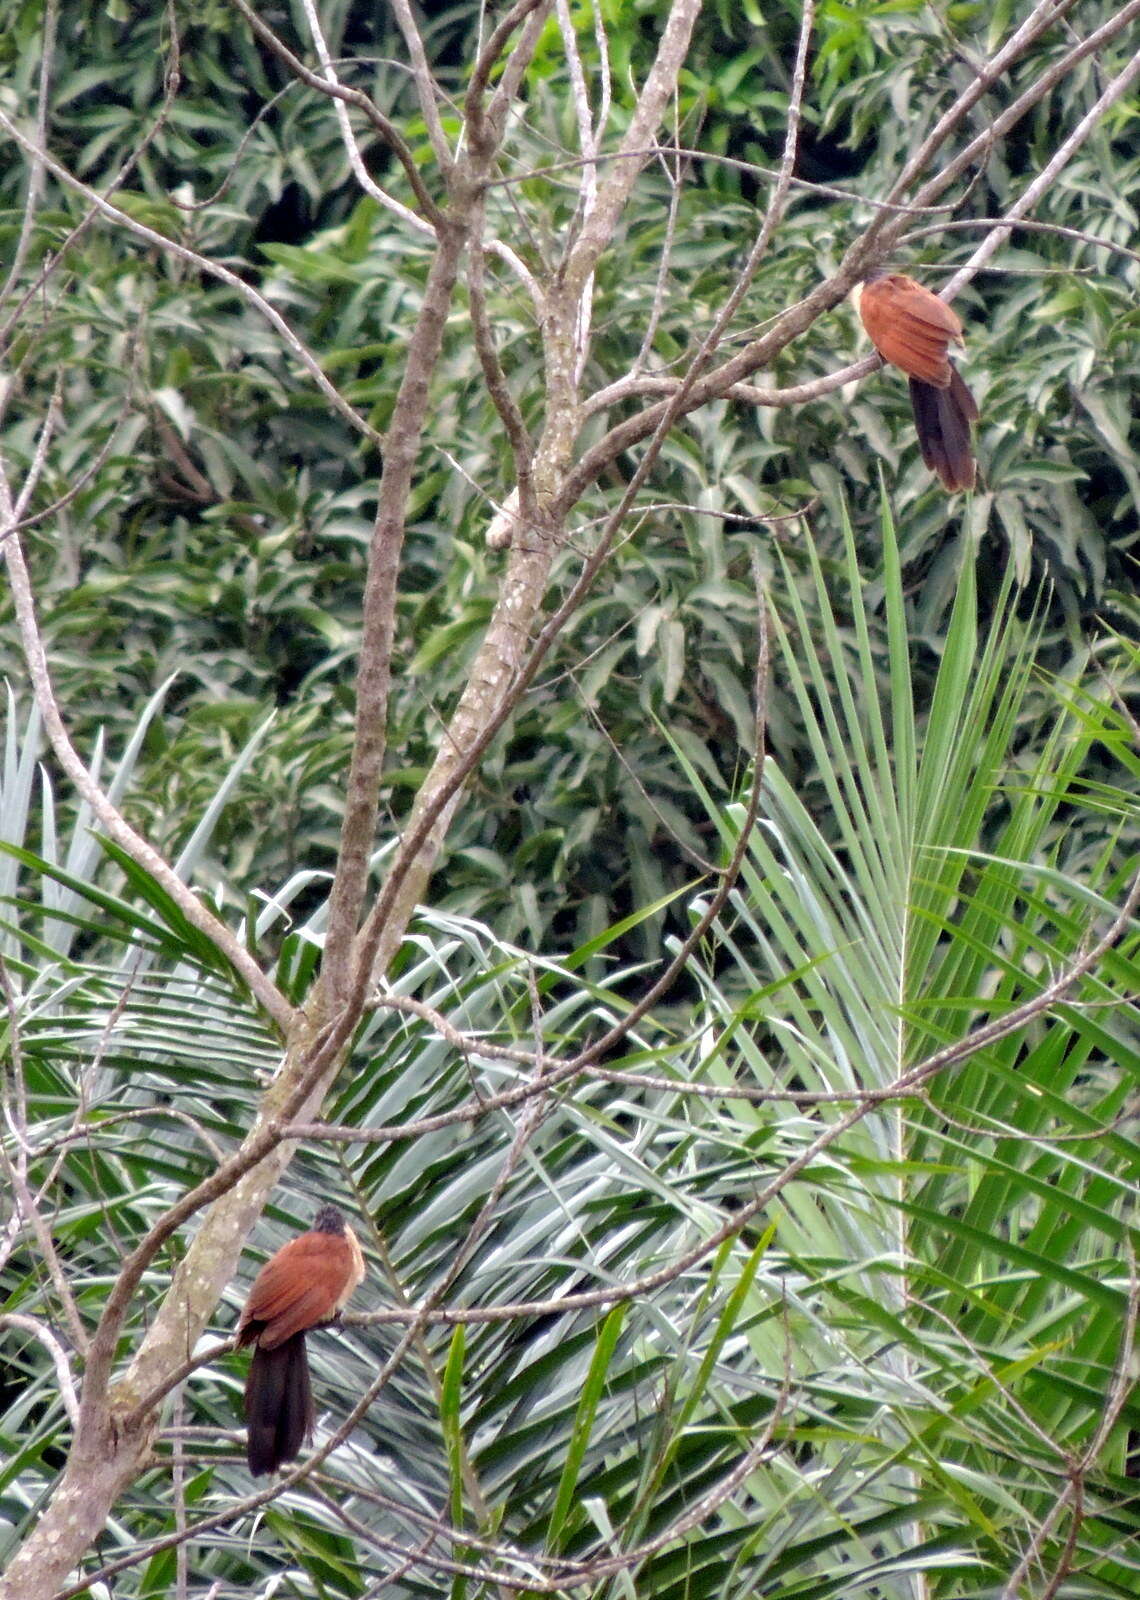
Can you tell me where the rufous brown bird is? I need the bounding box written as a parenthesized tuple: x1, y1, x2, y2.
(855, 270, 979, 492)
(237, 1205, 365, 1476)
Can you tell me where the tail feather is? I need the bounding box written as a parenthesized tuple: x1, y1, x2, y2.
(245, 1332, 313, 1475)
(909, 366, 978, 491)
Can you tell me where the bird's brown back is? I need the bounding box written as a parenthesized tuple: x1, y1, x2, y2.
(858, 273, 964, 387)
(237, 1227, 364, 1349)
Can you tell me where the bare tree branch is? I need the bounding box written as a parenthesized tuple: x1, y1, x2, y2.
(0, 501, 293, 1032)
(319, 228, 471, 1006)
(0, 0, 58, 309)
(225, 0, 444, 229)
(945, 40, 1140, 296)
(0, 1314, 79, 1427)
(388, 0, 454, 173)
(465, 0, 550, 151)
(563, 0, 702, 298)
(0, 108, 383, 446)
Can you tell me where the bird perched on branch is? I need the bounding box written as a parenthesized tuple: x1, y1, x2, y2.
(854, 270, 978, 492)
(236, 1205, 366, 1476)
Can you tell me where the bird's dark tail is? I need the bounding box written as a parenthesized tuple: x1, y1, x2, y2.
(909, 366, 978, 491)
(245, 1333, 314, 1476)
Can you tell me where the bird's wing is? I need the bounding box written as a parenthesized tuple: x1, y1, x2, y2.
(239, 1230, 360, 1346)
(860, 275, 964, 386)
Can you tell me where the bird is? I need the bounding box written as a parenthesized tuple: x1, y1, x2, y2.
(854, 270, 979, 492)
(236, 1205, 366, 1476)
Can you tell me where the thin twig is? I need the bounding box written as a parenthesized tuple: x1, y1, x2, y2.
(0, 1315, 79, 1427)
(0, 9, 183, 362)
(553, 0, 599, 381)
(0, 508, 292, 1033)
(562, 0, 702, 299)
(0, 108, 382, 447)
(0, 0, 59, 310)
(226, 0, 443, 229)
(465, 0, 549, 152)
(387, 0, 453, 172)
(635, 123, 686, 373)
(467, 198, 535, 487)
(905, 215, 1140, 267)
(944, 42, 1140, 297)
(906, 0, 1140, 221)
(486, 1, 552, 141)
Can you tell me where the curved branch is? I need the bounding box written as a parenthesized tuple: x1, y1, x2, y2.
(0, 109, 382, 447)
(581, 356, 879, 419)
(0, 1314, 78, 1426)
(388, 0, 454, 173)
(226, 0, 444, 229)
(0, 527, 292, 1033)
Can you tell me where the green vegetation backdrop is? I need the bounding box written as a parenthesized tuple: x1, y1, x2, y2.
(1, 1, 1138, 1596)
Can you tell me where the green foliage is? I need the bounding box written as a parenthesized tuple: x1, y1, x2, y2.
(4, 499, 1138, 1594)
(2, 1, 1139, 1593)
(2, 0, 1137, 951)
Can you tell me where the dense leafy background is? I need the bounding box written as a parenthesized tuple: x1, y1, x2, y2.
(2, 0, 1139, 1595)
(2, 0, 1136, 946)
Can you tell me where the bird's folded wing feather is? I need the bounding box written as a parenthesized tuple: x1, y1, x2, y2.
(240, 1233, 359, 1346)
(861, 278, 964, 386)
